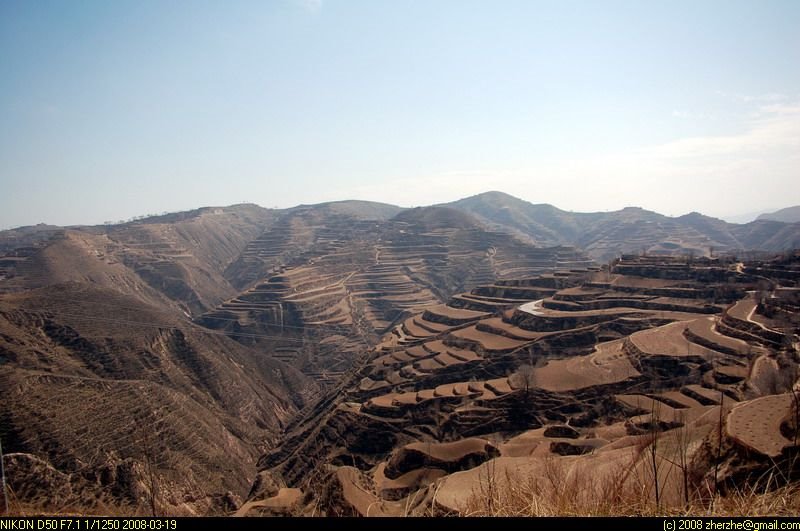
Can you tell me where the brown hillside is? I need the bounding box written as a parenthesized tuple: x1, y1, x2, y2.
(0, 282, 312, 515)
(244, 254, 800, 516)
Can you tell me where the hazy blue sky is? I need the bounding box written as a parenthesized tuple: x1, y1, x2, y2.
(2, 0, 799, 229)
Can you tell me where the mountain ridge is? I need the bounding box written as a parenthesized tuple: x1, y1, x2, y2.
(2, 191, 800, 514)
(443, 191, 800, 260)
(4, 191, 796, 235)
(5, 190, 798, 265)
(758, 205, 800, 224)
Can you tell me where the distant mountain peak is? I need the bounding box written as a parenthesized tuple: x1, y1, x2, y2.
(757, 205, 800, 224)
(473, 190, 519, 199)
(440, 192, 800, 261)
(678, 211, 710, 220)
(453, 190, 561, 210)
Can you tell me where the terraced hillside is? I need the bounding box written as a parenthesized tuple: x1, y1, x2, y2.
(2, 195, 799, 516)
(0, 204, 274, 314)
(0, 198, 595, 514)
(242, 254, 800, 516)
(198, 206, 593, 384)
(0, 205, 309, 514)
(0, 283, 313, 515)
(448, 191, 800, 261)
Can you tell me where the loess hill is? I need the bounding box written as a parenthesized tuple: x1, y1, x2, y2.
(199, 203, 592, 385)
(0, 205, 315, 514)
(0, 198, 590, 514)
(447, 191, 800, 261)
(243, 253, 800, 516)
(1, 193, 800, 515)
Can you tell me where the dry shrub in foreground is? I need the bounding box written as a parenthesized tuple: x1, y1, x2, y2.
(461, 455, 800, 517)
(462, 453, 651, 517)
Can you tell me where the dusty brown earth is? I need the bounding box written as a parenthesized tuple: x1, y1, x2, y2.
(1, 196, 799, 516)
(0, 199, 591, 514)
(244, 253, 800, 516)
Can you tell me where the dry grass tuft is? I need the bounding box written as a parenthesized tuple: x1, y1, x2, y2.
(460, 458, 800, 517)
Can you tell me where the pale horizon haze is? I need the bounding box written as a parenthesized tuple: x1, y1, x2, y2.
(2, 0, 799, 229)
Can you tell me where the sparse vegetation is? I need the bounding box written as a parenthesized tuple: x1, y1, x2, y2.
(461, 459, 800, 516)
(2, 197, 800, 516)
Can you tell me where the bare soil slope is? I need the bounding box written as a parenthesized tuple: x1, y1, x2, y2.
(244, 254, 800, 516)
(0, 282, 311, 514)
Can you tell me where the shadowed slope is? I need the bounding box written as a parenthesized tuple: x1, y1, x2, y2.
(0, 282, 313, 515)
